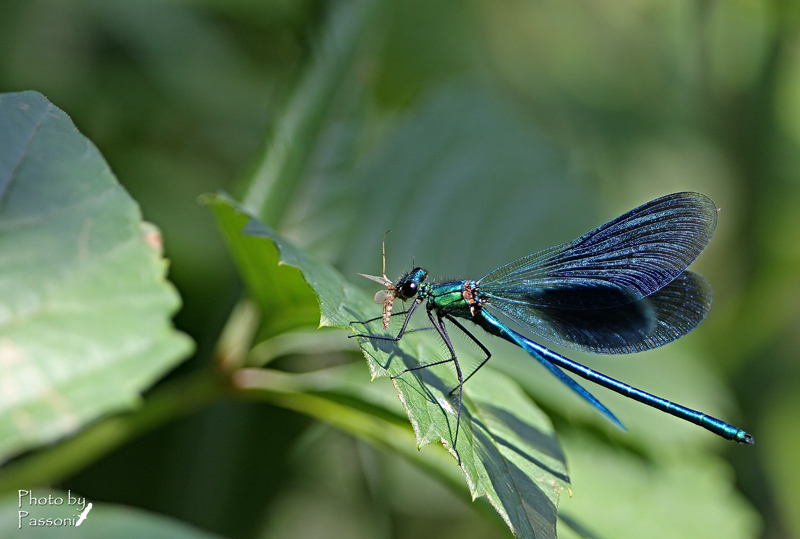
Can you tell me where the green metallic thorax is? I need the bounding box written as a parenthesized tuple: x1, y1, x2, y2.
(427, 281, 469, 313)
(427, 280, 486, 318)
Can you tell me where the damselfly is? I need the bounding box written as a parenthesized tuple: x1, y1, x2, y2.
(353, 192, 753, 463)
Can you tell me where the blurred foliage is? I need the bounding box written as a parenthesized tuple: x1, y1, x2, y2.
(2, 0, 799, 537)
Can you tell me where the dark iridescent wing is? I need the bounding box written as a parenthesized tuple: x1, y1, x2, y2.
(485, 271, 712, 354)
(479, 193, 717, 354)
(481, 192, 717, 302)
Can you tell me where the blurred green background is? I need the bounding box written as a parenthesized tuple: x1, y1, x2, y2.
(2, 0, 799, 537)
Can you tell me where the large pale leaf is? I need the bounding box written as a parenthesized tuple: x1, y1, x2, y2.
(207, 193, 570, 539)
(0, 91, 193, 462)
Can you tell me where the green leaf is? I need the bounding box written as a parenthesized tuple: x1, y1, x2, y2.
(207, 193, 570, 539)
(556, 431, 761, 539)
(1, 489, 222, 538)
(0, 91, 193, 463)
(204, 192, 350, 338)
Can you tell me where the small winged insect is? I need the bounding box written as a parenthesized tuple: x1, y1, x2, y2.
(352, 193, 753, 464)
(357, 231, 396, 330)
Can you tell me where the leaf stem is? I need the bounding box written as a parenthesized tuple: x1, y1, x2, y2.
(231, 367, 503, 527)
(0, 371, 228, 493)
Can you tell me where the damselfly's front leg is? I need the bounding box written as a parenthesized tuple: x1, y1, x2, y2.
(350, 296, 423, 342)
(391, 308, 464, 464)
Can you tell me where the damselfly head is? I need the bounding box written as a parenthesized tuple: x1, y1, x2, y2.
(393, 267, 427, 300)
(394, 276, 419, 300)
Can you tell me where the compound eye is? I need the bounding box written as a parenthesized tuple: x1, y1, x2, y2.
(399, 280, 418, 298)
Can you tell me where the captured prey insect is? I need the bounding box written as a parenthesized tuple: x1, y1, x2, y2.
(352, 192, 754, 464)
(358, 231, 397, 330)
